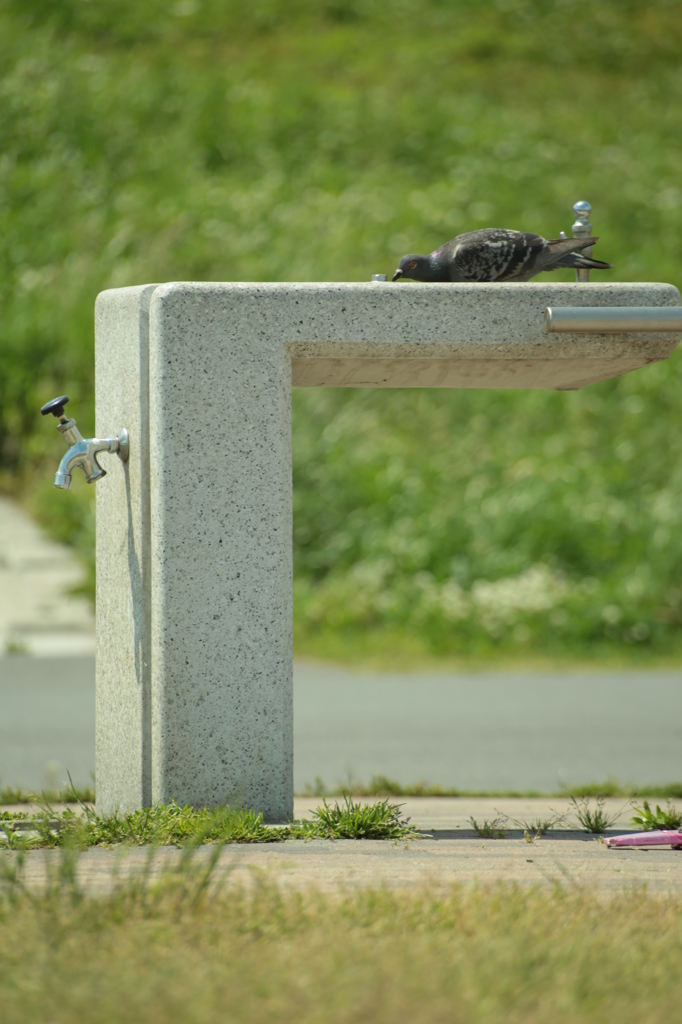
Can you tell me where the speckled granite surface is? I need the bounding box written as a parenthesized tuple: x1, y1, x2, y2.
(95, 281, 681, 820)
(148, 281, 681, 389)
(96, 284, 157, 815)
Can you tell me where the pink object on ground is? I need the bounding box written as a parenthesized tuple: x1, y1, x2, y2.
(604, 830, 682, 849)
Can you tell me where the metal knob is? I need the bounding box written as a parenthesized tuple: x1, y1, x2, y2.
(571, 201, 593, 283)
(40, 395, 70, 420)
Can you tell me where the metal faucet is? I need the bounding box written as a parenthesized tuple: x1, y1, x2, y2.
(571, 200, 593, 283)
(559, 200, 594, 282)
(40, 395, 129, 490)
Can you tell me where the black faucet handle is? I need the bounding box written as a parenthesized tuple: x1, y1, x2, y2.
(41, 396, 70, 418)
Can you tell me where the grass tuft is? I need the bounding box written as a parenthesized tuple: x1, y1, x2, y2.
(630, 799, 682, 831)
(0, 801, 285, 850)
(299, 796, 417, 841)
(570, 797, 621, 834)
(469, 816, 508, 839)
(510, 812, 566, 838)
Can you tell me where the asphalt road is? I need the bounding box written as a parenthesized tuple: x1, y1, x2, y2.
(0, 656, 96, 792)
(294, 662, 682, 792)
(1, 656, 681, 793)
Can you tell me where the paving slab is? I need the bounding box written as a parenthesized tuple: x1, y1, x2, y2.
(4, 798, 680, 896)
(8, 832, 682, 897)
(0, 496, 94, 657)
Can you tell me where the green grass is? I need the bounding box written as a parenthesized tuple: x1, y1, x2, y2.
(0, 783, 96, 806)
(3, 860, 682, 1023)
(299, 774, 682, 800)
(0, 797, 417, 850)
(0, 802, 286, 850)
(3, 1, 682, 662)
(5, 778, 682, 806)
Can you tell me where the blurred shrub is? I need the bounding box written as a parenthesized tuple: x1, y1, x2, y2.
(1, 0, 682, 657)
(292, 366, 682, 657)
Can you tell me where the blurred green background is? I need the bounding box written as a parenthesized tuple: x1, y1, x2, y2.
(2, 0, 682, 664)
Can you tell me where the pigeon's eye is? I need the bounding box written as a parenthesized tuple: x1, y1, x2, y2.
(408, 261, 417, 269)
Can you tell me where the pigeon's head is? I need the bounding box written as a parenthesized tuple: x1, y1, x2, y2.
(392, 253, 439, 282)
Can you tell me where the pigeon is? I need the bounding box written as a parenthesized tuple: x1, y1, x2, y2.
(391, 228, 614, 283)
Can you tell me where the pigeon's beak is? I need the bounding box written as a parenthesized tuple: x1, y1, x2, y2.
(391, 269, 403, 281)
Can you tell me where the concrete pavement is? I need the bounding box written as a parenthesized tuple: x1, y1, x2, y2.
(5, 797, 681, 896)
(0, 496, 94, 657)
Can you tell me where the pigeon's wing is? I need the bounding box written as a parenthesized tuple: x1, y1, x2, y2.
(445, 229, 546, 282)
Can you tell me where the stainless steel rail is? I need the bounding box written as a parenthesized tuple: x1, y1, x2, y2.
(544, 306, 682, 333)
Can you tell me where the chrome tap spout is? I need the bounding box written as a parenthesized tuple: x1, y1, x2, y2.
(54, 430, 121, 489)
(41, 396, 129, 491)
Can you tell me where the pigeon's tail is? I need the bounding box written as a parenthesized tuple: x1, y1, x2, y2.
(546, 235, 614, 272)
(554, 252, 614, 271)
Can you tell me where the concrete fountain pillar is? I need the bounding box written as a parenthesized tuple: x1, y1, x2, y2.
(94, 280, 681, 819)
